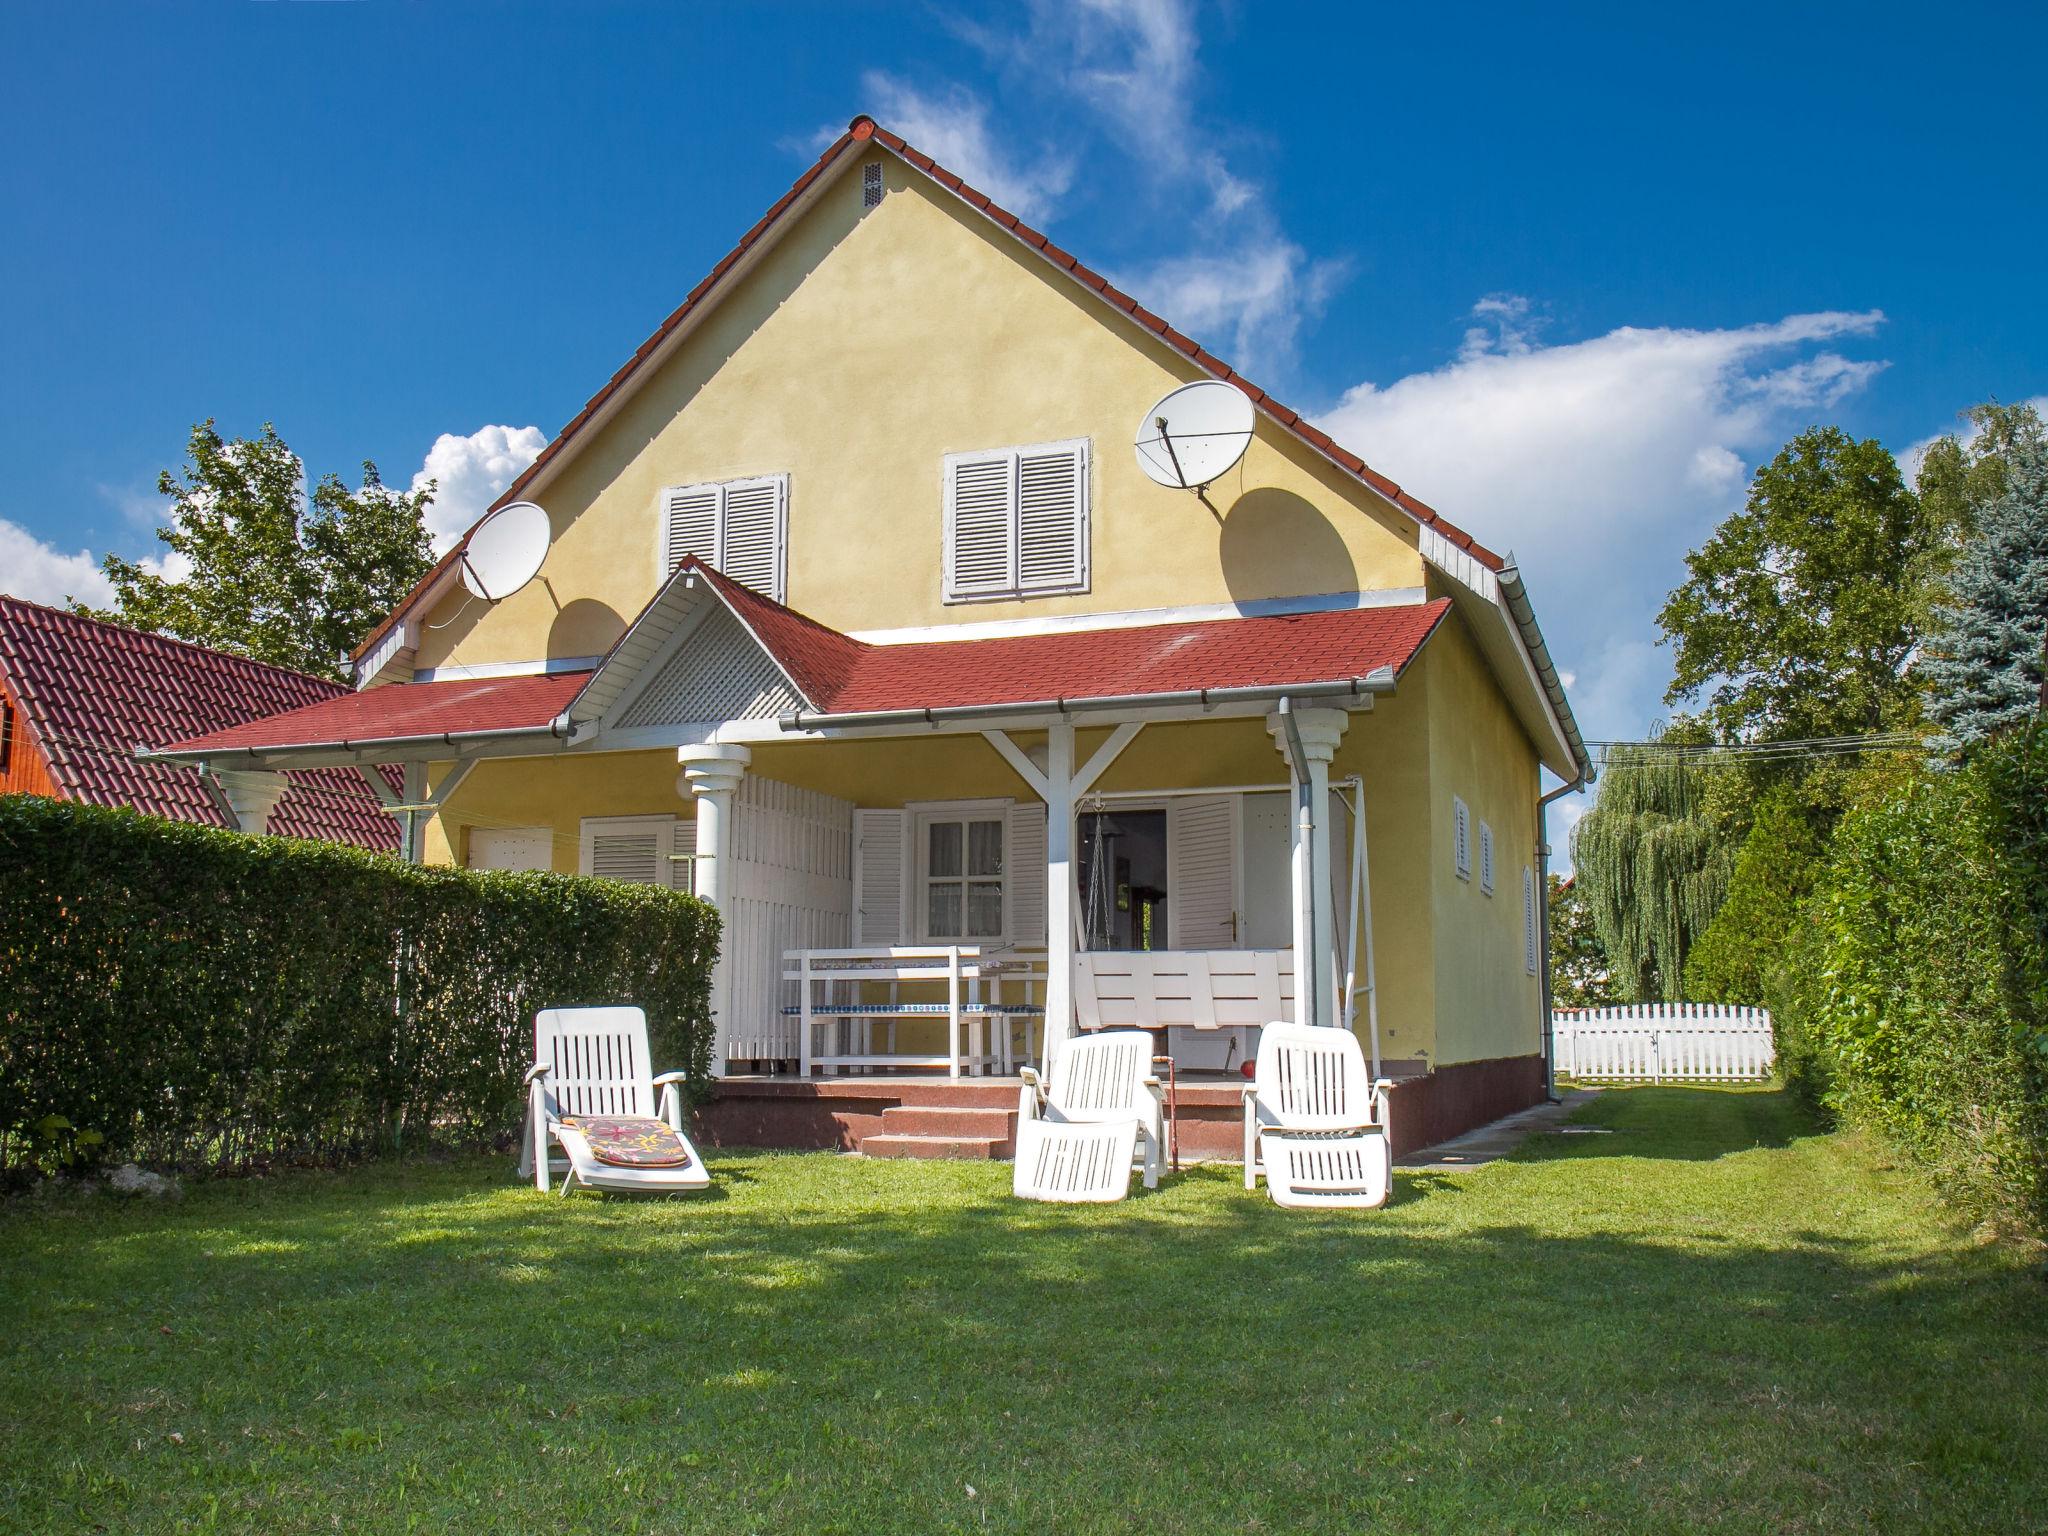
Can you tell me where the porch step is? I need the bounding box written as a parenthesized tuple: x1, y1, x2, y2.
(860, 1132, 1004, 1161)
(878, 1104, 1016, 1140)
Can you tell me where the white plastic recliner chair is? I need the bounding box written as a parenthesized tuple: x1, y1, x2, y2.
(1243, 1021, 1394, 1209)
(1013, 1030, 1165, 1202)
(524, 1006, 710, 1195)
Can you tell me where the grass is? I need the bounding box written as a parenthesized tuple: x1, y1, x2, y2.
(3, 1087, 2045, 1535)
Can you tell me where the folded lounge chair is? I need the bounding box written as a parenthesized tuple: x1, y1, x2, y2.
(1013, 1029, 1165, 1202)
(525, 1006, 710, 1194)
(1243, 1021, 1393, 1209)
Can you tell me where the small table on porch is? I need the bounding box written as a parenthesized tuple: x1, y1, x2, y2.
(781, 945, 1046, 1079)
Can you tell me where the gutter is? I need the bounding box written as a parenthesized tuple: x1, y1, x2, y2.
(137, 716, 575, 766)
(776, 670, 1398, 732)
(1496, 557, 1593, 781)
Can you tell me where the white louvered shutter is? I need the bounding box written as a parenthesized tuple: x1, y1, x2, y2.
(662, 486, 722, 574)
(1168, 795, 1238, 947)
(1524, 867, 1539, 974)
(852, 809, 906, 945)
(719, 477, 786, 600)
(1016, 443, 1087, 592)
(1480, 821, 1495, 894)
(671, 816, 698, 897)
(1453, 797, 1471, 880)
(579, 815, 677, 888)
(945, 454, 1016, 599)
(1007, 802, 1047, 945)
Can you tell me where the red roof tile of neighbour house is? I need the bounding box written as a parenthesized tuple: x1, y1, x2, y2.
(161, 563, 1450, 756)
(353, 114, 1500, 667)
(159, 668, 593, 756)
(0, 596, 401, 851)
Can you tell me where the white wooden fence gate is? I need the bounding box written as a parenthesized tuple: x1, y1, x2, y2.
(1552, 1004, 1774, 1082)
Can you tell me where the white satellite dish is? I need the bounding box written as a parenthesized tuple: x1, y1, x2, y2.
(460, 501, 550, 601)
(1133, 379, 1255, 492)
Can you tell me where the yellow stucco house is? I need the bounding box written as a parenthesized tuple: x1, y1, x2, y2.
(157, 117, 1590, 1158)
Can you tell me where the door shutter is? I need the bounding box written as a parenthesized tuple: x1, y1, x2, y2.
(1016, 443, 1087, 592)
(719, 477, 786, 600)
(662, 485, 722, 574)
(1168, 795, 1238, 947)
(852, 809, 906, 945)
(945, 454, 1016, 598)
(579, 815, 677, 888)
(1007, 802, 1047, 945)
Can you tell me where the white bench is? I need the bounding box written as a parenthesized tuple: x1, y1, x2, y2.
(1072, 949, 1294, 1070)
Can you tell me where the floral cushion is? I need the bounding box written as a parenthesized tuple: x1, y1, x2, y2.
(559, 1115, 694, 1169)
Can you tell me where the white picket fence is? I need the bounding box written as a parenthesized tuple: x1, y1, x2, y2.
(1552, 1004, 1774, 1083)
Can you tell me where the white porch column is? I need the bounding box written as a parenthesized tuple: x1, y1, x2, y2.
(1041, 723, 1077, 1063)
(214, 769, 288, 836)
(677, 744, 751, 1078)
(1266, 706, 1350, 1030)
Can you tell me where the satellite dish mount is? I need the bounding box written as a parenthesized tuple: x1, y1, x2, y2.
(459, 501, 552, 603)
(1133, 379, 1256, 518)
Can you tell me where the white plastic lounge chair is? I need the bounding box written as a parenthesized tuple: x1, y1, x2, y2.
(1242, 1021, 1393, 1209)
(1013, 1029, 1165, 1202)
(525, 1006, 709, 1195)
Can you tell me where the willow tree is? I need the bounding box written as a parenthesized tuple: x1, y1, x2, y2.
(1570, 740, 1737, 1002)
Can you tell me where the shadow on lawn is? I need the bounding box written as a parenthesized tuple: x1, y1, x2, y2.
(1514, 1084, 1811, 1163)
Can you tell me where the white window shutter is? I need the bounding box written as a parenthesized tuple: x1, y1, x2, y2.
(662, 485, 722, 574)
(852, 809, 906, 945)
(1480, 821, 1495, 894)
(1524, 866, 1539, 974)
(672, 816, 698, 896)
(945, 454, 1016, 599)
(1016, 443, 1087, 592)
(1168, 795, 1238, 948)
(719, 477, 786, 600)
(1007, 802, 1047, 944)
(579, 815, 678, 888)
(1453, 797, 1471, 880)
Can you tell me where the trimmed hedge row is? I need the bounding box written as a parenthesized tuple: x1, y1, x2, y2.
(0, 795, 717, 1179)
(1777, 726, 2048, 1230)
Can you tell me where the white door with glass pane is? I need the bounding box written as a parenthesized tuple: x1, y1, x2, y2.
(921, 810, 1007, 941)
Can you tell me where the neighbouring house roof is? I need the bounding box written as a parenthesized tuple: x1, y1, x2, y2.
(0, 595, 401, 850)
(351, 114, 1505, 672)
(153, 559, 1452, 759)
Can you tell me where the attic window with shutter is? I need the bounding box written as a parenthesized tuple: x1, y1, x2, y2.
(1479, 820, 1495, 895)
(1453, 796, 1471, 881)
(862, 161, 884, 207)
(943, 439, 1089, 603)
(659, 475, 788, 601)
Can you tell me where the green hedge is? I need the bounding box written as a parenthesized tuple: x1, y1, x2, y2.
(1778, 728, 2048, 1230)
(0, 795, 717, 1179)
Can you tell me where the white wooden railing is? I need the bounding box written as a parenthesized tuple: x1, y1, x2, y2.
(1552, 1004, 1774, 1082)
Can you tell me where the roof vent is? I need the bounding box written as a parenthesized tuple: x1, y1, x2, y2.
(862, 162, 883, 208)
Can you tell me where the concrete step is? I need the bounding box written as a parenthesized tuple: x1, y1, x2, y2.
(878, 1104, 1016, 1139)
(860, 1132, 1002, 1161)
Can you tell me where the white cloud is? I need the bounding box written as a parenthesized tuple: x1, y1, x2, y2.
(1112, 240, 1350, 381)
(0, 519, 117, 609)
(1318, 302, 1889, 745)
(858, 74, 1074, 224)
(411, 424, 547, 553)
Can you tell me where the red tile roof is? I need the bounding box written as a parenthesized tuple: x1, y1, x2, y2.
(353, 114, 1500, 665)
(163, 564, 1448, 755)
(0, 596, 401, 850)
(703, 562, 1452, 715)
(159, 669, 592, 757)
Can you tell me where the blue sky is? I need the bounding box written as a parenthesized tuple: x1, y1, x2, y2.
(4, 0, 2043, 799)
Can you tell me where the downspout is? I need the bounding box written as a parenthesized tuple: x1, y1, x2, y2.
(1537, 772, 1591, 1101)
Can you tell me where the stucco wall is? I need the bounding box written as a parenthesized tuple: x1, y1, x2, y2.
(413, 150, 1426, 673)
(1419, 611, 1543, 1067)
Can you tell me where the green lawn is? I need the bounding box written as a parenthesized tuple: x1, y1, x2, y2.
(3, 1088, 2044, 1534)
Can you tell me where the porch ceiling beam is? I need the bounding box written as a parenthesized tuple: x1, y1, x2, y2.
(980, 729, 1050, 802)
